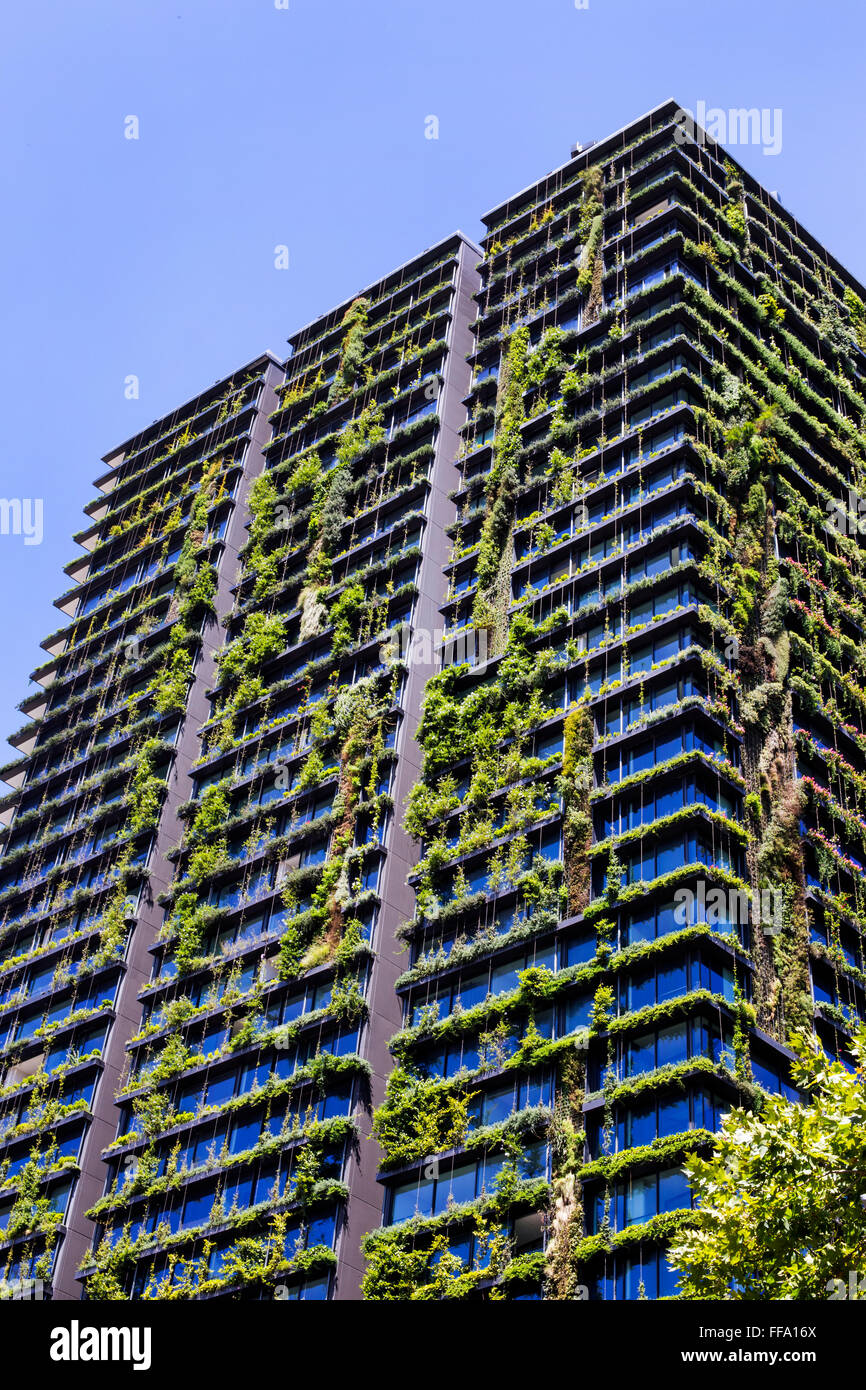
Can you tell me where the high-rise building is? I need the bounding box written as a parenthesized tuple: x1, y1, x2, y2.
(362, 101, 866, 1300)
(0, 232, 480, 1301)
(0, 354, 284, 1298)
(2, 100, 866, 1302)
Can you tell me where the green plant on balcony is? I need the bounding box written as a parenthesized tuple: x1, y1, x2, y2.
(328, 298, 370, 403)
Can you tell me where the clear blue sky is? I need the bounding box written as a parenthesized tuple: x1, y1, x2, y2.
(2, 0, 864, 749)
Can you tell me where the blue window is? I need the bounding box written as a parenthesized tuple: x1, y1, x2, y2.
(435, 1161, 476, 1212)
(562, 931, 595, 966)
(205, 1072, 236, 1107)
(224, 1173, 254, 1211)
(229, 1115, 262, 1154)
(193, 1125, 226, 1165)
(181, 1188, 214, 1230)
(391, 1176, 434, 1223)
(307, 1211, 337, 1248)
(299, 1273, 331, 1300)
(240, 1059, 271, 1094)
(479, 1083, 515, 1127)
(562, 992, 592, 1033)
(657, 1022, 685, 1067)
(322, 1084, 354, 1119)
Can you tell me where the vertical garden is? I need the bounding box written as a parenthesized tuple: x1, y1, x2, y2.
(76, 240, 473, 1298)
(2, 104, 865, 1304)
(363, 114, 866, 1299)
(0, 364, 271, 1292)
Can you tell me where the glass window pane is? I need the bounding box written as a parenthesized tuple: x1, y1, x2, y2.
(659, 1092, 690, 1136)
(626, 1172, 656, 1226)
(436, 1162, 476, 1212)
(657, 1022, 687, 1067)
(391, 1178, 433, 1224)
(659, 1166, 690, 1213)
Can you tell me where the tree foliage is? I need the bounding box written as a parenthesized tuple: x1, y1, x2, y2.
(669, 1027, 866, 1298)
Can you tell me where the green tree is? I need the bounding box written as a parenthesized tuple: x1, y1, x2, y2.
(669, 1027, 866, 1298)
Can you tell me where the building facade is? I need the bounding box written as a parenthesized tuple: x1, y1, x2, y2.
(0, 232, 480, 1301)
(0, 355, 284, 1297)
(2, 101, 865, 1301)
(362, 102, 866, 1300)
